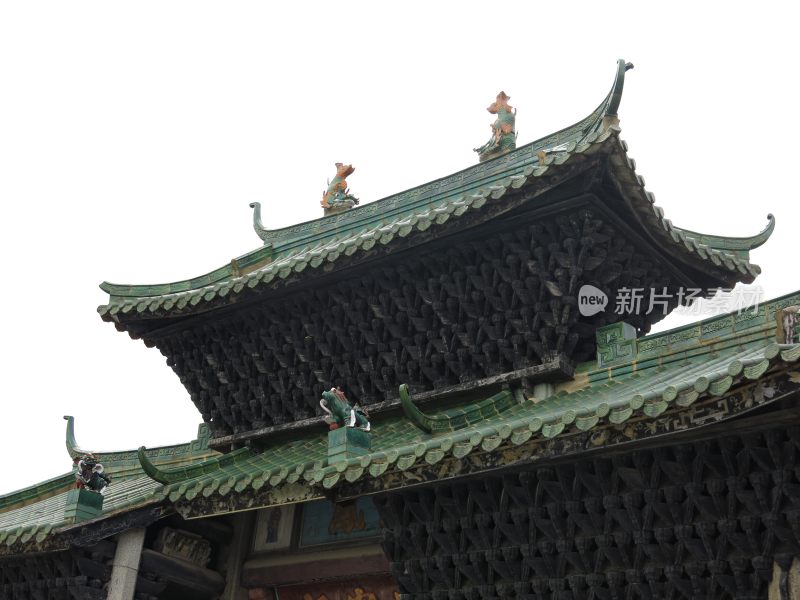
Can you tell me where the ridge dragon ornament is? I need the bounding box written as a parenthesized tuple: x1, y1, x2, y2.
(321, 163, 359, 215)
(319, 387, 371, 431)
(73, 454, 111, 493)
(474, 91, 517, 162)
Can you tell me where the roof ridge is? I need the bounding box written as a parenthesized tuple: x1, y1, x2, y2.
(138, 445, 251, 485)
(64, 416, 213, 463)
(99, 60, 632, 301)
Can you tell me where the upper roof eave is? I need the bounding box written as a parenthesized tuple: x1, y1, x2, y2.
(98, 61, 630, 300)
(97, 59, 769, 324)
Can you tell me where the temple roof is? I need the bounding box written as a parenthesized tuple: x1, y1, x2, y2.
(141, 292, 800, 517)
(97, 60, 773, 330)
(6, 291, 798, 553)
(0, 423, 217, 553)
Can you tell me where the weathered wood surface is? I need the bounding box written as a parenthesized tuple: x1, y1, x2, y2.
(139, 548, 225, 596)
(376, 422, 800, 599)
(0, 543, 115, 600)
(151, 202, 685, 437)
(208, 355, 574, 450)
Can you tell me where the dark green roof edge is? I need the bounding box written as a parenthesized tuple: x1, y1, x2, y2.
(138, 445, 251, 485)
(64, 417, 214, 466)
(64, 415, 83, 459)
(0, 419, 217, 515)
(0, 473, 74, 515)
(99, 244, 275, 297)
(96, 128, 765, 322)
(605, 60, 633, 117)
(674, 213, 775, 254)
(158, 338, 800, 507)
(99, 59, 631, 300)
(96, 59, 768, 322)
(400, 384, 516, 434)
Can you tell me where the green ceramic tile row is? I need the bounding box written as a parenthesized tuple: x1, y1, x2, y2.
(0, 422, 219, 549)
(138, 446, 251, 484)
(98, 89, 612, 309)
(6, 336, 794, 552)
(0, 476, 163, 549)
(140, 336, 799, 504)
(400, 385, 515, 433)
(58, 418, 218, 487)
(97, 121, 765, 321)
(0, 473, 76, 515)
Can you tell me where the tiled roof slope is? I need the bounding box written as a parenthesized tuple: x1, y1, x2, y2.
(0, 477, 163, 550)
(141, 291, 800, 508)
(4, 292, 798, 551)
(98, 60, 773, 325)
(0, 422, 217, 552)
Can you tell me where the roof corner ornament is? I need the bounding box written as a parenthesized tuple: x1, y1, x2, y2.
(321, 163, 359, 216)
(249, 201, 273, 243)
(320, 387, 370, 431)
(602, 60, 634, 130)
(73, 454, 111, 494)
(474, 91, 517, 162)
(399, 384, 437, 433)
(138, 446, 170, 484)
(64, 417, 111, 493)
(64, 415, 89, 460)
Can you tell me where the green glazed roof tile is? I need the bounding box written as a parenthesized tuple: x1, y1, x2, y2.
(132, 293, 799, 510)
(98, 60, 770, 325)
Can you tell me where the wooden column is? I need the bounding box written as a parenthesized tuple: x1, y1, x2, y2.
(221, 512, 256, 600)
(106, 527, 146, 600)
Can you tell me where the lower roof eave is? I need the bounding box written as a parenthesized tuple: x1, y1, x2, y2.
(168, 357, 800, 520)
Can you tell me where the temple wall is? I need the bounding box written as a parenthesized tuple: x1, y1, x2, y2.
(375, 425, 800, 599)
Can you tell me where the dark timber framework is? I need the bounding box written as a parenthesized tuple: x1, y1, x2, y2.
(151, 191, 725, 437)
(377, 421, 800, 600)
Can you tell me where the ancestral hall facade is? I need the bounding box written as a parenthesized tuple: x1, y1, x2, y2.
(2, 60, 799, 600)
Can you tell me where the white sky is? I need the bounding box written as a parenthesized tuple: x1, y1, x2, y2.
(1, 2, 798, 494)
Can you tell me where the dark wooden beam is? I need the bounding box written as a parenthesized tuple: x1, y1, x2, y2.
(209, 355, 574, 450)
(139, 548, 225, 597)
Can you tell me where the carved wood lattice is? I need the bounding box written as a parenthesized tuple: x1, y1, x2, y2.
(375, 427, 800, 600)
(157, 208, 679, 435)
(0, 542, 116, 600)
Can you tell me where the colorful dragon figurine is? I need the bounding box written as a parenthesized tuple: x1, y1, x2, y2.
(73, 453, 111, 493)
(321, 163, 359, 214)
(320, 387, 370, 431)
(474, 91, 517, 162)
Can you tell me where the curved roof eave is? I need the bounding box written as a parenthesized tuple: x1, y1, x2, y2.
(97, 59, 769, 323)
(674, 214, 775, 253)
(99, 59, 632, 302)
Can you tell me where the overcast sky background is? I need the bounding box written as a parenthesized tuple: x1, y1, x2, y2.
(1, 2, 798, 494)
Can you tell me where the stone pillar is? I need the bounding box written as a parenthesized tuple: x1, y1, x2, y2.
(106, 527, 146, 600)
(221, 511, 256, 600)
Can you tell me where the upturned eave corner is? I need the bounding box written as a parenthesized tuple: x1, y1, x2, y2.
(64, 415, 85, 460)
(137, 445, 251, 486)
(598, 59, 634, 131)
(249, 201, 271, 243)
(675, 213, 776, 256)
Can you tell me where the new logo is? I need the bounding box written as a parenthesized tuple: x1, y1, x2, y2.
(578, 285, 608, 316)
